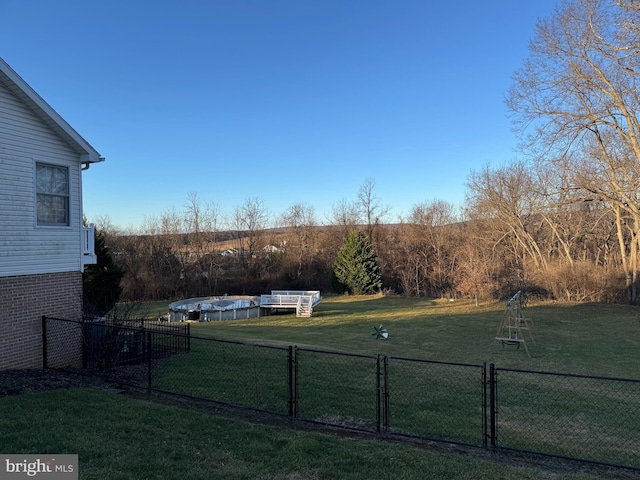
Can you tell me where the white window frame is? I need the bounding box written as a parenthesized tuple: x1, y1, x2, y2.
(35, 162, 70, 227)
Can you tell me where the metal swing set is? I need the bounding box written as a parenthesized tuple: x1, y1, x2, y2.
(495, 290, 535, 357)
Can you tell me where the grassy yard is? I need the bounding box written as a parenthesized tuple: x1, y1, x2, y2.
(158, 295, 640, 378)
(0, 387, 610, 479)
(135, 296, 640, 459)
(92, 295, 640, 474)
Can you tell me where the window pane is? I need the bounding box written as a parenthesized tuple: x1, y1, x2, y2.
(36, 163, 69, 225)
(52, 167, 68, 195)
(36, 164, 68, 195)
(36, 164, 51, 194)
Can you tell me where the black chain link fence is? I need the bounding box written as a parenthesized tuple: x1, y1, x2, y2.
(295, 349, 380, 432)
(41, 316, 84, 370)
(43, 316, 190, 389)
(386, 357, 486, 447)
(494, 367, 640, 469)
(41, 316, 640, 472)
(151, 337, 291, 415)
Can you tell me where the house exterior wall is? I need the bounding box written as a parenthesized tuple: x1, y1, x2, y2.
(0, 59, 100, 371)
(0, 80, 85, 278)
(0, 271, 83, 370)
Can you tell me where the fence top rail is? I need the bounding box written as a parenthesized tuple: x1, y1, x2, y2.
(296, 346, 378, 360)
(43, 315, 83, 323)
(111, 320, 188, 330)
(188, 334, 289, 351)
(495, 366, 640, 384)
(44, 316, 190, 336)
(390, 355, 484, 369)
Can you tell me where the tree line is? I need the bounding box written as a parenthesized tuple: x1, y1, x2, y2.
(94, 0, 640, 304)
(94, 175, 625, 304)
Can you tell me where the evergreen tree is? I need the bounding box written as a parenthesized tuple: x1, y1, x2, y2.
(332, 230, 382, 295)
(83, 228, 125, 317)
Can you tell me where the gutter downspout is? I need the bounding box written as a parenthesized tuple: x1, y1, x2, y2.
(81, 156, 105, 171)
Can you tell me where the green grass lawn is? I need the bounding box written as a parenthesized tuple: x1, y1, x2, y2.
(108, 295, 640, 472)
(0, 387, 608, 480)
(172, 295, 640, 378)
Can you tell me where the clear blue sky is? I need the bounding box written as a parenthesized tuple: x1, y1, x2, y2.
(1, 0, 558, 230)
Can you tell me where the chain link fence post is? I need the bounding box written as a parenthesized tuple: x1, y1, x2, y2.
(41, 315, 48, 370)
(489, 363, 497, 452)
(293, 346, 299, 419)
(482, 362, 487, 448)
(288, 345, 294, 419)
(147, 330, 152, 391)
(383, 355, 389, 433)
(376, 354, 381, 433)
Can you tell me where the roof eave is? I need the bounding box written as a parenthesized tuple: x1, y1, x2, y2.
(0, 57, 104, 163)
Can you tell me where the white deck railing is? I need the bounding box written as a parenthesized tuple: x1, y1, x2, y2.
(260, 291, 322, 317)
(261, 291, 321, 306)
(81, 223, 97, 266)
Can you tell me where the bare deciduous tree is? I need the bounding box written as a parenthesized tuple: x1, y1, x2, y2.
(508, 0, 640, 301)
(466, 162, 547, 274)
(280, 202, 317, 286)
(232, 197, 270, 277)
(329, 198, 360, 232)
(403, 200, 460, 297)
(184, 192, 224, 295)
(357, 178, 390, 246)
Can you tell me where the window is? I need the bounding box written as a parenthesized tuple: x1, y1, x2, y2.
(36, 163, 69, 226)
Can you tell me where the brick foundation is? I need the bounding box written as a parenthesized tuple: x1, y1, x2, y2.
(0, 272, 82, 370)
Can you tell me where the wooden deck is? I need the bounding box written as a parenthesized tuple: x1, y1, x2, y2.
(259, 290, 321, 317)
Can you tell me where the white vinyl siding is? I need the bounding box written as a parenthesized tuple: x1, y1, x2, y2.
(0, 81, 84, 276)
